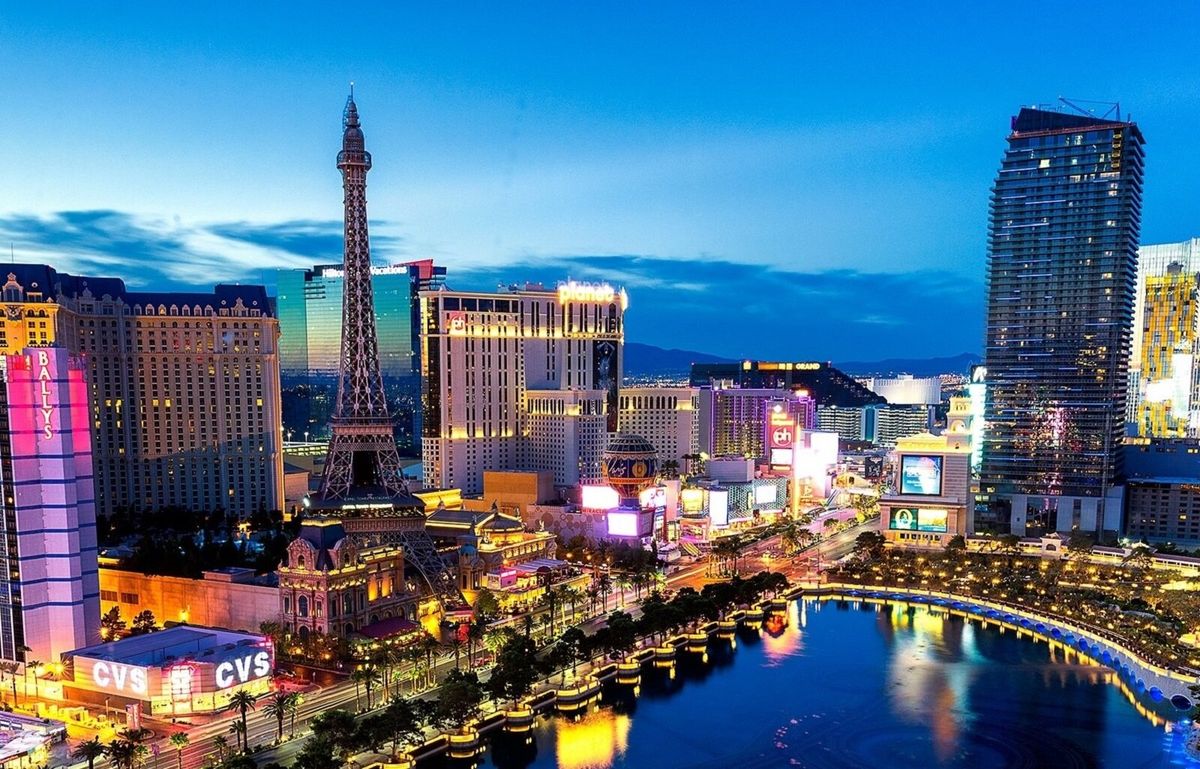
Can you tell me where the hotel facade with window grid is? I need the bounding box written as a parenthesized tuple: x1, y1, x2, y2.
(980, 107, 1145, 535)
(0, 266, 283, 518)
(419, 281, 625, 494)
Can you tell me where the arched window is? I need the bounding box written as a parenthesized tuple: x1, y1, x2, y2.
(298, 595, 309, 618)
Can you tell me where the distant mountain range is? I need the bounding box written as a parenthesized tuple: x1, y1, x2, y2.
(623, 343, 981, 379)
(623, 342, 731, 377)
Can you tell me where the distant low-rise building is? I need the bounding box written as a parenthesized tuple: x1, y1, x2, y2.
(865, 375, 942, 406)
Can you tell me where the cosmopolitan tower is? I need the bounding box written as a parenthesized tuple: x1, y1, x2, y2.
(980, 105, 1145, 536)
(312, 93, 459, 607)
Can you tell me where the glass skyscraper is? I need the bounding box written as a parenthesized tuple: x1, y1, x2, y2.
(981, 106, 1145, 536)
(274, 259, 445, 454)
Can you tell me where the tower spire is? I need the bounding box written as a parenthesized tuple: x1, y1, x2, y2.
(320, 93, 402, 501)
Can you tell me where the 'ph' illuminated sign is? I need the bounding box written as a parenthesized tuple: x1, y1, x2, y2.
(215, 650, 272, 689)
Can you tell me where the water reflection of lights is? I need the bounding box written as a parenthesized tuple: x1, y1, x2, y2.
(880, 601, 1177, 733)
(885, 605, 979, 762)
(762, 602, 804, 662)
(555, 709, 632, 769)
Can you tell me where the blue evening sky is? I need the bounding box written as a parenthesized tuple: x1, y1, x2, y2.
(1, 3, 1196, 361)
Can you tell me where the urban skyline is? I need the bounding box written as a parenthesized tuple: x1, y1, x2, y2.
(2, 3, 1199, 360)
(2, 8, 1200, 769)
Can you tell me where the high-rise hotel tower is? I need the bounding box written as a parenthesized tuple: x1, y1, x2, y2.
(981, 106, 1145, 535)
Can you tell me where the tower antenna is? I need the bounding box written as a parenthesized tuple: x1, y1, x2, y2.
(1057, 96, 1121, 121)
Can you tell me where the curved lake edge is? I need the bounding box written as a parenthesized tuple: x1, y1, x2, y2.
(810, 582, 1199, 710)
(398, 584, 1200, 767)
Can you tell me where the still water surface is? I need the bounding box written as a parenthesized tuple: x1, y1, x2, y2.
(419, 599, 1199, 769)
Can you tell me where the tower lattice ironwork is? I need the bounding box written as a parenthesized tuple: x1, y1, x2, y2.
(320, 94, 407, 500)
(316, 92, 461, 608)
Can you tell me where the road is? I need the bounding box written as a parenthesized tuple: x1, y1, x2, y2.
(82, 520, 873, 769)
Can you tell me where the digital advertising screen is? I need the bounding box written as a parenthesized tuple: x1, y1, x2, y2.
(681, 488, 704, 513)
(708, 490, 729, 527)
(900, 455, 943, 496)
(581, 485, 620, 510)
(916, 508, 948, 533)
(639, 486, 667, 511)
(889, 508, 918, 531)
(754, 484, 778, 505)
(889, 507, 949, 533)
(769, 447, 793, 467)
(607, 511, 640, 537)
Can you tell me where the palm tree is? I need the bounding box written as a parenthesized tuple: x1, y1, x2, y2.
(350, 668, 365, 711)
(420, 635, 442, 689)
(168, 733, 189, 769)
(211, 735, 230, 763)
(563, 586, 583, 624)
(0, 661, 18, 706)
(614, 574, 632, 608)
(225, 689, 258, 753)
(361, 664, 383, 710)
(446, 636, 466, 671)
(228, 721, 246, 754)
(25, 659, 42, 700)
(466, 618, 485, 670)
(103, 738, 139, 769)
(262, 690, 299, 743)
(597, 573, 613, 612)
(71, 737, 106, 769)
(541, 588, 560, 638)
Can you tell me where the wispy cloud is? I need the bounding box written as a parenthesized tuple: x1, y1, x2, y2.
(0, 210, 408, 289)
(0, 211, 982, 360)
(447, 253, 983, 360)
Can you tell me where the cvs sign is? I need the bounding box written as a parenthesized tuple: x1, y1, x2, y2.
(215, 650, 271, 689)
(92, 661, 149, 696)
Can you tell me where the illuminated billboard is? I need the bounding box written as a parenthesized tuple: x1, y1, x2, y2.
(581, 485, 620, 510)
(681, 488, 704, 513)
(889, 507, 949, 533)
(639, 486, 667, 511)
(917, 508, 948, 533)
(708, 490, 729, 527)
(754, 484, 777, 505)
(890, 508, 918, 531)
(900, 455, 943, 496)
(766, 409, 796, 464)
(769, 448, 793, 467)
(607, 511, 640, 537)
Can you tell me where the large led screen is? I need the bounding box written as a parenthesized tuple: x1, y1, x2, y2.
(917, 508, 948, 533)
(607, 511, 640, 537)
(889, 507, 949, 533)
(900, 455, 943, 496)
(581, 485, 620, 510)
(708, 490, 729, 527)
(889, 508, 918, 531)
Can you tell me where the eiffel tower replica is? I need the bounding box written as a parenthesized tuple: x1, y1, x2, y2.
(310, 91, 461, 608)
